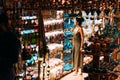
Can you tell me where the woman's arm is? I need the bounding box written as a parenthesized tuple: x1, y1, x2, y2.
(79, 27, 84, 50)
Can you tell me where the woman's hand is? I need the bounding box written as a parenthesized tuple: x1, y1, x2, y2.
(80, 47, 83, 51)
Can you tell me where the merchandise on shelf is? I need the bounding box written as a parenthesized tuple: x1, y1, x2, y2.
(82, 18, 120, 79)
(47, 40, 63, 57)
(64, 39, 73, 50)
(63, 63, 73, 71)
(64, 30, 73, 38)
(40, 58, 64, 80)
(64, 18, 75, 29)
(83, 60, 119, 73)
(45, 30, 64, 44)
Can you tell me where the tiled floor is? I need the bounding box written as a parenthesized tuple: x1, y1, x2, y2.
(60, 71, 88, 80)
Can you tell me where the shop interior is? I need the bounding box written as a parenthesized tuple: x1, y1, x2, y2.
(1, 0, 120, 80)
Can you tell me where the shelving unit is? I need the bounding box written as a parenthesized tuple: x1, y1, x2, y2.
(83, 35, 120, 80)
(43, 10, 64, 58)
(20, 11, 40, 80)
(4, 1, 46, 80)
(40, 10, 64, 80)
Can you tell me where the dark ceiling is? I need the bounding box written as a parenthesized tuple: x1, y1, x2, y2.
(0, 0, 118, 10)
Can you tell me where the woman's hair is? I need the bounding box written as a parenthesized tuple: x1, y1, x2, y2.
(76, 17, 84, 26)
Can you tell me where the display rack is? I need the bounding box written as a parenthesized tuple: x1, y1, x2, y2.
(43, 10, 64, 59)
(81, 4, 120, 79)
(61, 12, 76, 72)
(40, 10, 64, 80)
(3, 1, 47, 80)
(20, 10, 40, 80)
(83, 32, 120, 80)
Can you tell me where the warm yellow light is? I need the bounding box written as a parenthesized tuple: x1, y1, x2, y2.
(19, 78, 23, 80)
(47, 66, 51, 71)
(38, 58, 43, 61)
(42, 62, 46, 67)
(53, 0, 55, 3)
(62, 0, 65, 5)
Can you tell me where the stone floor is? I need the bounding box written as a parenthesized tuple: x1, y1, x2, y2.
(60, 71, 88, 80)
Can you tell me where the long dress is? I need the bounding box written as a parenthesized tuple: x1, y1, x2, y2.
(72, 27, 83, 69)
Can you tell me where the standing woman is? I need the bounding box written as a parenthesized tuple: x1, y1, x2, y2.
(72, 17, 84, 75)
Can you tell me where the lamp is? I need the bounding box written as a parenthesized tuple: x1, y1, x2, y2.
(19, 78, 23, 80)
(46, 66, 51, 77)
(42, 62, 46, 67)
(38, 57, 43, 62)
(47, 66, 51, 71)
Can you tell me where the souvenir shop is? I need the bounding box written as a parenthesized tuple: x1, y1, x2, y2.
(1, 0, 120, 80)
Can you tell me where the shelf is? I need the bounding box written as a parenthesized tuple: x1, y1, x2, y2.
(85, 72, 111, 75)
(82, 52, 104, 56)
(45, 30, 63, 37)
(47, 43, 63, 51)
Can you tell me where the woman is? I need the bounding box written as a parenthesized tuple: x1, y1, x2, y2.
(72, 17, 84, 75)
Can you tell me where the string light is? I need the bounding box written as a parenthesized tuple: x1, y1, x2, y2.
(19, 78, 23, 80)
(42, 62, 46, 67)
(38, 58, 43, 61)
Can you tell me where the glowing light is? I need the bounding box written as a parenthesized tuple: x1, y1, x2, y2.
(27, 45, 31, 49)
(19, 78, 23, 80)
(34, 29, 38, 32)
(38, 58, 43, 61)
(21, 16, 37, 20)
(47, 66, 51, 71)
(62, 0, 65, 5)
(42, 62, 46, 67)
(30, 44, 37, 48)
(44, 19, 63, 25)
(21, 29, 38, 34)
